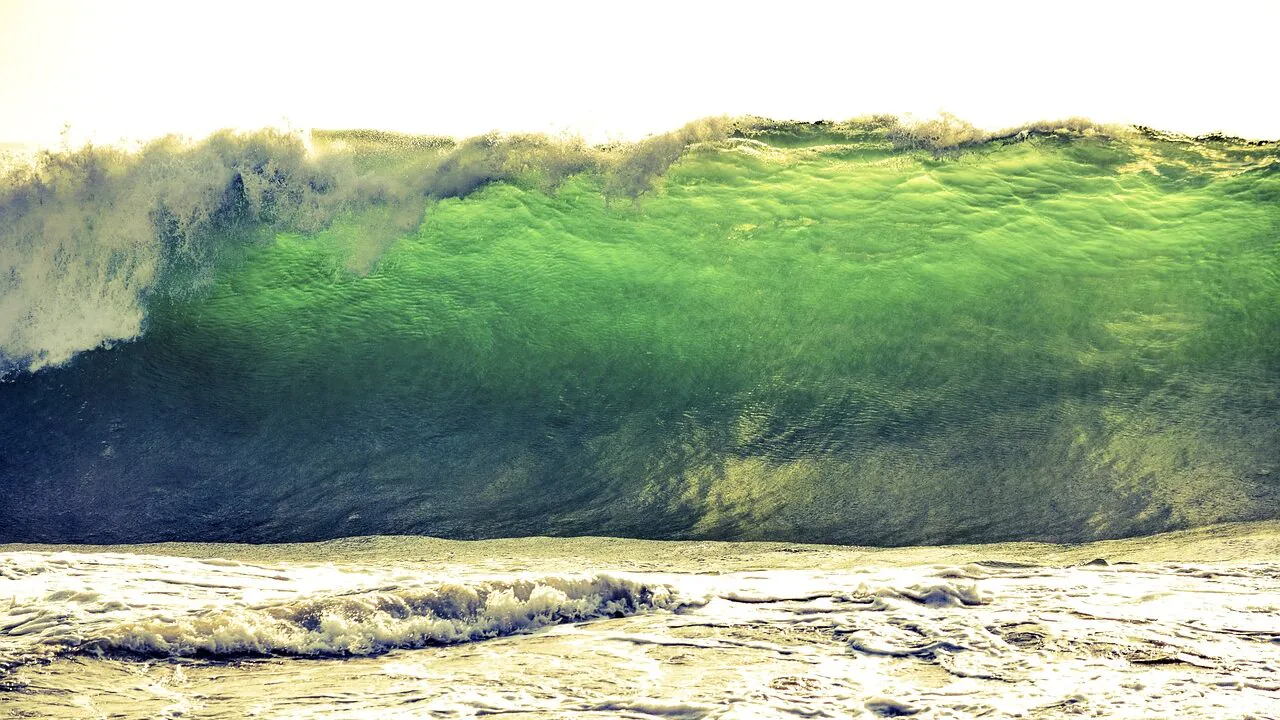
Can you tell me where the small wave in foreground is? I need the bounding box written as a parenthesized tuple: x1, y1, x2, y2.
(0, 553, 685, 661)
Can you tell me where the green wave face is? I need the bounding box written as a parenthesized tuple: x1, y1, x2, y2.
(3, 128, 1278, 544)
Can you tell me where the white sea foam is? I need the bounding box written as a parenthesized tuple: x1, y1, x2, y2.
(0, 553, 686, 662)
(2, 546, 1279, 718)
(85, 575, 679, 657)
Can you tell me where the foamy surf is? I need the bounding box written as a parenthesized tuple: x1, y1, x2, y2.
(3, 530, 1279, 718)
(0, 553, 685, 662)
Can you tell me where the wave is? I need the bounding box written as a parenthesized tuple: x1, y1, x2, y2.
(0, 552, 685, 661)
(1, 116, 1277, 546)
(0, 120, 729, 375)
(81, 576, 679, 658)
(1, 115, 1251, 377)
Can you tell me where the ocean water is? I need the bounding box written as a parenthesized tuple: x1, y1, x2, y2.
(1, 121, 1277, 546)
(2, 119, 1278, 717)
(3, 527, 1279, 718)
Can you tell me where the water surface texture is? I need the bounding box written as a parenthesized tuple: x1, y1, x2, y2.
(2, 120, 1277, 544)
(3, 527, 1279, 718)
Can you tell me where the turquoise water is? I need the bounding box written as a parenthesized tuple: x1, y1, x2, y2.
(1, 123, 1277, 544)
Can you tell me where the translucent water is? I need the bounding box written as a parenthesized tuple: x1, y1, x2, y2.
(2, 124, 1277, 546)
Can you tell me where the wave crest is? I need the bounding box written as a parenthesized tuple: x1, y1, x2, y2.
(0, 120, 730, 375)
(85, 575, 678, 658)
(1, 569, 683, 660)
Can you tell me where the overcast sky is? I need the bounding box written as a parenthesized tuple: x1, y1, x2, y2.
(2, 0, 1276, 149)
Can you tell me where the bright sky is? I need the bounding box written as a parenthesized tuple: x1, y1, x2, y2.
(2, 0, 1277, 149)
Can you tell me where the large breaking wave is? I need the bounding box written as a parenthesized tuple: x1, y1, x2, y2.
(1, 116, 1277, 546)
(0, 120, 727, 375)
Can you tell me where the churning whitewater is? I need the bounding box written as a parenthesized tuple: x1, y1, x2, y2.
(0, 560, 679, 660)
(3, 529, 1280, 718)
(2, 117, 1277, 548)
